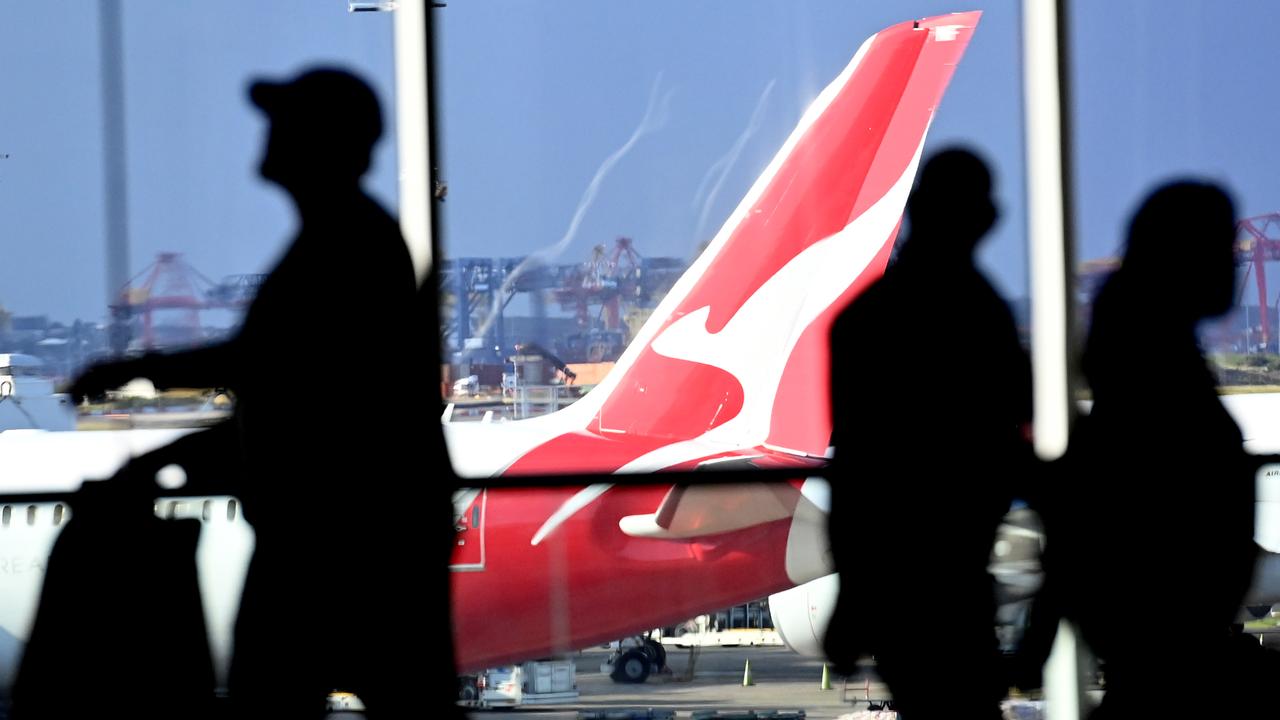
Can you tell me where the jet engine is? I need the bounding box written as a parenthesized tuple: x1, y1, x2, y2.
(768, 573, 839, 658)
(769, 509, 1046, 659)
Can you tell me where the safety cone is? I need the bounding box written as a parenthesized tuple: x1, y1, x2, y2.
(742, 659, 754, 686)
(820, 662, 832, 690)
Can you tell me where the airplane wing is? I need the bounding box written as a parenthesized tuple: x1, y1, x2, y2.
(618, 452, 827, 539)
(618, 482, 801, 539)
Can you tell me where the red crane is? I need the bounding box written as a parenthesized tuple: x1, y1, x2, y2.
(1236, 214, 1280, 350)
(1079, 215, 1280, 351)
(113, 253, 251, 350)
(557, 236, 643, 332)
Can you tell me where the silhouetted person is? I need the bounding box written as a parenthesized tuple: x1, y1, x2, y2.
(1060, 182, 1258, 717)
(825, 148, 1032, 719)
(53, 68, 446, 718)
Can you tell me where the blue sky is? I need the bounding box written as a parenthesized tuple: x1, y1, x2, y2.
(4, 2, 1280, 323)
(1069, 2, 1280, 265)
(435, 1, 1026, 296)
(0, 2, 399, 322)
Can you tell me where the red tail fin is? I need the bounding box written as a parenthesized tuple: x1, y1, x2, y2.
(506, 13, 981, 473)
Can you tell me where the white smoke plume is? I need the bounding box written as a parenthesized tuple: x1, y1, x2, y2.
(470, 76, 674, 344)
(691, 79, 776, 247)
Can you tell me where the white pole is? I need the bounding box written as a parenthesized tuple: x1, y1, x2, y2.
(393, 1, 432, 283)
(1024, 1, 1088, 719)
(1025, 2, 1071, 460)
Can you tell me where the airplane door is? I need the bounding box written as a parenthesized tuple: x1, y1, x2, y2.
(451, 488, 486, 571)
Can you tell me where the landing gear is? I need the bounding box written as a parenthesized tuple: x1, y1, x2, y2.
(641, 638, 667, 671)
(610, 648, 651, 683)
(604, 635, 667, 683)
(457, 676, 479, 702)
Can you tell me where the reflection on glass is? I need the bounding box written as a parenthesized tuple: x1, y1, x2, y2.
(438, 4, 1036, 716)
(438, 3, 1027, 479)
(1069, 2, 1280, 714)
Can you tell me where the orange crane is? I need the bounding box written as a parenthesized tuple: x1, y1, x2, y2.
(111, 253, 258, 350)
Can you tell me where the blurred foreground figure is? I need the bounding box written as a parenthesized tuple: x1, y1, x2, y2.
(48, 68, 453, 718)
(1061, 182, 1261, 718)
(825, 148, 1032, 719)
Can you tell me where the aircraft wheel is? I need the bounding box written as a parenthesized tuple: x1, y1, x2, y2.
(642, 638, 667, 670)
(610, 649, 651, 683)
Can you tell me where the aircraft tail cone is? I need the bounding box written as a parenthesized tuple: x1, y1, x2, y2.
(742, 659, 754, 686)
(821, 662, 832, 690)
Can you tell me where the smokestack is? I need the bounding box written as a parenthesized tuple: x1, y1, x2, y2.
(99, 0, 131, 354)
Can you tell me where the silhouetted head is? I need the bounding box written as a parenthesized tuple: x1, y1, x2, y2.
(903, 148, 998, 258)
(250, 68, 382, 193)
(1120, 181, 1237, 321)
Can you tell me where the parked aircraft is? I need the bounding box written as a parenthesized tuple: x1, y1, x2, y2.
(0, 11, 990, 682)
(442, 10, 984, 670)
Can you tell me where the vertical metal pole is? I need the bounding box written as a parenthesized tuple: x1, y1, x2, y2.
(1025, 0, 1074, 460)
(393, 0, 432, 283)
(494, 260, 506, 362)
(1023, 0, 1087, 718)
(99, 0, 131, 354)
(457, 262, 471, 350)
(531, 285, 548, 352)
(392, 7, 465, 714)
(1254, 242, 1270, 350)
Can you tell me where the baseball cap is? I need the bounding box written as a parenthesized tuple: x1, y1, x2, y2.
(249, 67, 382, 148)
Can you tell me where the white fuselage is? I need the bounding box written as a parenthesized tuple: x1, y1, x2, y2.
(3, 392, 1280, 687)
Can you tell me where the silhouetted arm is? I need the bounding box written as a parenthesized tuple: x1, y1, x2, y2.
(67, 338, 241, 402)
(118, 421, 245, 499)
(133, 340, 241, 391)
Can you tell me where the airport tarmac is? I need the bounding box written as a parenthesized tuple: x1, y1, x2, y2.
(465, 646, 893, 720)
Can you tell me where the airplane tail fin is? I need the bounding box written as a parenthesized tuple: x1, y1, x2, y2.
(507, 13, 981, 473)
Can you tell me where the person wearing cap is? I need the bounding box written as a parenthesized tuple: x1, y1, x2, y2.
(66, 68, 442, 717)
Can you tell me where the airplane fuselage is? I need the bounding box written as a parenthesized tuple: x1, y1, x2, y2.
(449, 482, 797, 671)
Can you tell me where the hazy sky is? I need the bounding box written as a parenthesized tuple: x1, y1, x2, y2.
(0, 2, 399, 322)
(5, 2, 1280, 324)
(436, 1, 1028, 297)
